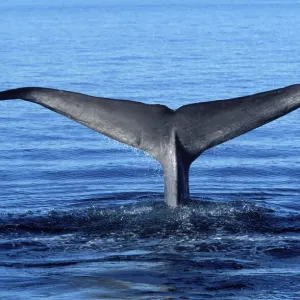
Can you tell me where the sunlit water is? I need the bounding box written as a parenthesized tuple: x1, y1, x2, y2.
(0, 1, 300, 299)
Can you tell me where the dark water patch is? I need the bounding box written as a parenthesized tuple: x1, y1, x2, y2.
(262, 245, 300, 258)
(261, 212, 300, 234)
(206, 280, 252, 291)
(0, 257, 119, 268)
(0, 200, 275, 236)
(0, 240, 49, 251)
(1, 199, 297, 238)
(160, 258, 247, 271)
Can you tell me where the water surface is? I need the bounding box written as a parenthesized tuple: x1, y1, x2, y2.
(0, 1, 300, 299)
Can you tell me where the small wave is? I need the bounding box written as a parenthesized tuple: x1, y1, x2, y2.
(262, 245, 300, 258)
(206, 280, 252, 291)
(0, 240, 49, 251)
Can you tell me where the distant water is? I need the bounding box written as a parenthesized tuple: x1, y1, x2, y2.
(1, 1, 300, 299)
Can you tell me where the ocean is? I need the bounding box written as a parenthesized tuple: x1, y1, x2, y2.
(0, 0, 300, 299)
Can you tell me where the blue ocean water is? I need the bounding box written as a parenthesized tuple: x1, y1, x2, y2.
(0, 0, 300, 299)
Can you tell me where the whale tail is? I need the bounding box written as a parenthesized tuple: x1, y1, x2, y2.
(1, 85, 300, 207)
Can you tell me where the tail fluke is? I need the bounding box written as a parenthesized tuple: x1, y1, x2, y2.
(175, 84, 300, 161)
(0, 87, 173, 160)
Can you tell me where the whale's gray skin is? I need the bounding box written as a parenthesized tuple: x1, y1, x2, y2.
(1, 85, 300, 207)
